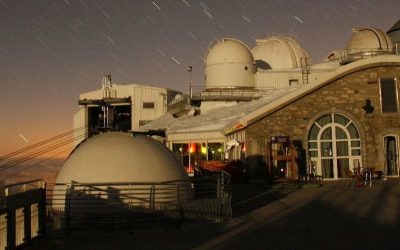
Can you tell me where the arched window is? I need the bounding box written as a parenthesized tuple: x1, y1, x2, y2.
(308, 113, 361, 179)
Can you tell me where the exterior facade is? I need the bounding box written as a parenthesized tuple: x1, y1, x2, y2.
(237, 56, 400, 180)
(73, 75, 180, 145)
(140, 22, 400, 180)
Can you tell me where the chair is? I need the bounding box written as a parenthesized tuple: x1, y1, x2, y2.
(351, 166, 365, 188)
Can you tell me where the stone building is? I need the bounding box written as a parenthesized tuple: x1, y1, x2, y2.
(141, 22, 400, 180)
(232, 55, 400, 180)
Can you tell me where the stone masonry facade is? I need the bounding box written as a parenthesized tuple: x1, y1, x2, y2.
(246, 64, 400, 172)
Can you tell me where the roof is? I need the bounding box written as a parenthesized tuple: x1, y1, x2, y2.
(56, 132, 188, 183)
(204, 38, 254, 65)
(252, 36, 310, 69)
(347, 27, 392, 51)
(79, 83, 177, 100)
(231, 55, 400, 130)
(387, 19, 400, 34)
(139, 113, 178, 131)
(158, 87, 301, 140)
(143, 56, 400, 141)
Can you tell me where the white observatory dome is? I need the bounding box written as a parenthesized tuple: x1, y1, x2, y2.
(204, 38, 255, 89)
(387, 19, 400, 46)
(56, 132, 189, 184)
(347, 27, 393, 55)
(252, 36, 310, 69)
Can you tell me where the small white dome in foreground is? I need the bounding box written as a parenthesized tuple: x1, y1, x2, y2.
(56, 132, 188, 184)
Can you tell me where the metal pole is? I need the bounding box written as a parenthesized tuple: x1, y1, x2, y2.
(187, 66, 193, 99)
(188, 143, 191, 173)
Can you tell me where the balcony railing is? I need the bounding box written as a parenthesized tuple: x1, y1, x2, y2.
(0, 179, 46, 250)
(46, 172, 231, 232)
(0, 172, 231, 249)
(338, 47, 399, 65)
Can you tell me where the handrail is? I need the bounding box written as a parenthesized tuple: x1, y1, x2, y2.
(338, 47, 398, 64)
(50, 179, 193, 187)
(4, 178, 44, 189)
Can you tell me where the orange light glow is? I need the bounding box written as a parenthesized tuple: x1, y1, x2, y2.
(189, 144, 196, 153)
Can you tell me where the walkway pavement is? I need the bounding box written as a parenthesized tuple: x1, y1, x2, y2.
(26, 179, 400, 249)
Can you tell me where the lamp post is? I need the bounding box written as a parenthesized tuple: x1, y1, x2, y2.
(187, 66, 193, 99)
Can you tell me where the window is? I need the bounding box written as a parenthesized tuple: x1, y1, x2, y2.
(139, 120, 152, 126)
(289, 79, 298, 86)
(380, 78, 398, 113)
(308, 113, 361, 179)
(142, 102, 155, 109)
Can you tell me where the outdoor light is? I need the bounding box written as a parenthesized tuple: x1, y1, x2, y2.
(201, 145, 207, 154)
(189, 144, 195, 153)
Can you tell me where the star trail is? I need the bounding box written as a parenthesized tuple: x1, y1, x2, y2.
(0, 0, 399, 154)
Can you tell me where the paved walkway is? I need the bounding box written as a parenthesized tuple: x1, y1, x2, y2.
(26, 179, 400, 249)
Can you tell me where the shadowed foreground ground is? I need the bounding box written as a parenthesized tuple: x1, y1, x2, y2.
(25, 179, 400, 249)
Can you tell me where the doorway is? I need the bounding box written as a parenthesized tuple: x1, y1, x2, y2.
(384, 136, 399, 177)
(308, 113, 362, 179)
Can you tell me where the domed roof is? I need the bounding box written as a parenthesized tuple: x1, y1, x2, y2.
(56, 132, 188, 184)
(204, 38, 255, 89)
(347, 27, 393, 52)
(252, 36, 310, 69)
(205, 38, 254, 66)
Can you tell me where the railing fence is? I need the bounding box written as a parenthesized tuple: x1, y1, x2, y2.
(0, 172, 231, 249)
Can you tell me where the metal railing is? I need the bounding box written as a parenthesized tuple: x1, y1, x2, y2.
(0, 173, 231, 248)
(338, 47, 399, 65)
(0, 179, 46, 250)
(46, 173, 231, 232)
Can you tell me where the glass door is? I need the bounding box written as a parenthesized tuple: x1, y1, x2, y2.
(309, 113, 361, 179)
(384, 136, 399, 177)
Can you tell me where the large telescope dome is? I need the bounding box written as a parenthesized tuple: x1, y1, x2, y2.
(204, 38, 255, 89)
(347, 27, 393, 55)
(56, 132, 188, 184)
(252, 36, 310, 69)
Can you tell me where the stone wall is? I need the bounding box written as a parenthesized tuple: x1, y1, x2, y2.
(246, 65, 400, 172)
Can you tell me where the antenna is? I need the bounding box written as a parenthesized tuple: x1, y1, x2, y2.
(187, 66, 193, 99)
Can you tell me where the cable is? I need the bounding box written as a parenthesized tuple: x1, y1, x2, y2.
(0, 124, 87, 162)
(1, 147, 72, 182)
(0, 133, 87, 173)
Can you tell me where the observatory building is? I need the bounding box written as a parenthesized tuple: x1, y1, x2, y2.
(141, 22, 400, 181)
(53, 132, 191, 213)
(385, 20, 400, 51)
(56, 132, 188, 184)
(70, 20, 400, 181)
(73, 75, 181, 146)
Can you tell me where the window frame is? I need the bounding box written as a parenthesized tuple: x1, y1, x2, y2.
(142, 102, 155, 109)
(379, 77, 399, 113)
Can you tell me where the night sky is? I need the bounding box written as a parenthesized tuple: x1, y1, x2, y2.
(0, 0, 399, 155)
